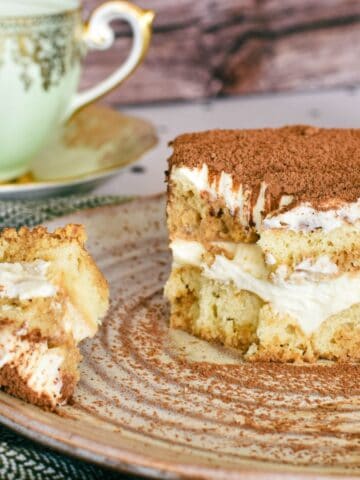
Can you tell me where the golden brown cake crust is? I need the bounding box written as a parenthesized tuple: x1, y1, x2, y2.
(0, 321, 81, 408)
(0, 224, 109, 407)
(167, 182, 258, 243)
(0, 364, 77, 410)
(169, 126, 360, 213)
(0, 224, 87, 246)
(0, 224, 108, 303)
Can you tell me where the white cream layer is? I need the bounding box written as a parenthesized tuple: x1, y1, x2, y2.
(0, 325, 64, 402)
(263, 201, 360, 232)
(0, 260, 56, 300)
(272, 256, 339, 283)
(171, 165, 360, 232)
(172, 164, 260, 228)
(62, 300, 97, 343)
(170, 240, 360, 334)
(0, 260, 93, 343)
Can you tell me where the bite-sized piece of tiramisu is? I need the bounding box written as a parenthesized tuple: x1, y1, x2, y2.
(0, 225, 109, 408)
(165, 126, 360, 362)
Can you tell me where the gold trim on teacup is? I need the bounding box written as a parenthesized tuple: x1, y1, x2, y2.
(0, 9, 84, 91)
(0, 8, 81, 29)
(0, 2, 154, 102)
(79, 1, 155, 106)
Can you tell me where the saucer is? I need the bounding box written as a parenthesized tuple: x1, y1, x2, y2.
(0, 105, 157, 200)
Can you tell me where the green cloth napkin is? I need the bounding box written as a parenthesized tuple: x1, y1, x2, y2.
(0, 194, 140, 480)
(0, 194, 128, 229)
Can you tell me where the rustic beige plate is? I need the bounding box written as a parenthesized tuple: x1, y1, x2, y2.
(0, 195, 360, 479)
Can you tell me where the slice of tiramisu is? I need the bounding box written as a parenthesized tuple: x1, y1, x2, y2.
(0, 225, 109, 407)
(165, 126, 360, 362)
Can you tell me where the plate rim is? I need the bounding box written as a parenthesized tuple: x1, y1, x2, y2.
(1, 391, 352, 480)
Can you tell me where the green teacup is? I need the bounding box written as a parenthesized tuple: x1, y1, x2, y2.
(0, 0, 154, 181)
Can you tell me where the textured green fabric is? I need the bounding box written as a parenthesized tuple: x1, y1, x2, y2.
(0, 194, 130, 229)
(0, 194, 140, 480)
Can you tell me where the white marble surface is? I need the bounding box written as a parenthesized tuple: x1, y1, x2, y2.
(94, 87, 360, 197)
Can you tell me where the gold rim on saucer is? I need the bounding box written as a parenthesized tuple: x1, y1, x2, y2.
(0, 104, 157, 199)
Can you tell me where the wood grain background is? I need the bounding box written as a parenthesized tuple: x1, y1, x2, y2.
(81, 0, 360, 105)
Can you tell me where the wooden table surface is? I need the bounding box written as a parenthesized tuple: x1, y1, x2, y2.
(82, 0, 360, 104)
(94, 87, 360, 198)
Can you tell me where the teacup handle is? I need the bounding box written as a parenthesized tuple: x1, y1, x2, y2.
(64, 1, 154, 120)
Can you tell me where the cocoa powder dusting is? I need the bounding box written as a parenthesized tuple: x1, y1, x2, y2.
(169, 126, 360, 211)
(8, 196, 356, 475)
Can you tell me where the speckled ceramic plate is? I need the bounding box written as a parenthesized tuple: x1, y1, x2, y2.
(0, 105, 157, 200)
(0, 195, 359, 479)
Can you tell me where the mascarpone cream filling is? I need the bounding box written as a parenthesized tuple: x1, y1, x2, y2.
(170, 240, 360, 335)
(0, 325, 64, 400)
(0, 259, 91, 339)
(0, 260, 56, 300)
(263, 202, 360, 232)
(63, 300, 97, 343)
(172, 165, 360, 232)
